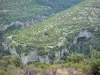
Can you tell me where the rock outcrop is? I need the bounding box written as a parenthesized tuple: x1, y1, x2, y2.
(73, 30, 92, 45)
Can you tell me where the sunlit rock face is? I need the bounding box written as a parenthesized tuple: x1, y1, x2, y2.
(77, 30, 92, 39)
(9, 47, 17, 55)
(39, 56, 50, 64)
(21, 53, 29, 65)
(55, 51, 61, 60)
(70, 30, 93, 54)
(55, 48, 69, 62)
(0, 15, 48, 32)
(21, 51, 50, 65)
(0, 25, 9, 31)
(2, 38, 51, 64)
(21, 51, 39, 65)
(2, 42, 8, 50)
(2, 41, 17, 55)
(73, 30, 92, 44)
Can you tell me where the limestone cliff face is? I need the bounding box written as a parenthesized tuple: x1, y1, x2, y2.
(72, 30, 92, 45)
(1, 27, 99, 64)
(0, 15, 48, 31)
(2, 37, 69, 64)
(70, 29, 94, 55)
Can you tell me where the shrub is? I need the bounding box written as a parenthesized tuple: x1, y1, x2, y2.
(2, 55, 22, 67)
(7, 65, 23, 75)
(0, 60, 6, 67)
(54, 60, 65, 64)
(91, 50, 100, 59)
(90, 59, 100, 75)
(29, 62, 51, 69)
(48, 50, 56, 64)
(10, 55, 22, 67)
(67, 52, 85, 63)
(2, 55, 11, 65)
(0, 70, 8, 75)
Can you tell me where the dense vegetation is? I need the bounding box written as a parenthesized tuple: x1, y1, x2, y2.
(0, 50, 100, 75)
(0, 0, 100, 75)
(0, 0, 83, 24)
(0, 0, 50, 24)
(12, 0, 100, 47)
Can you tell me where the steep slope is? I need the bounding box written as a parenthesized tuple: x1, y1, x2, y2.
(0, 0, 83, 26)
(37, 0, 84, 12)
(12, 0, 100, 48)
(0, 0, 50, 25)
